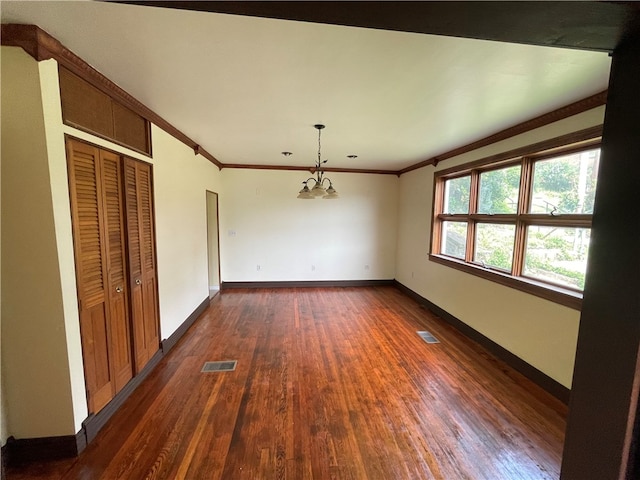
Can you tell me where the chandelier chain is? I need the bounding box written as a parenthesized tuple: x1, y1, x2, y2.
(317, 128, 322, 166)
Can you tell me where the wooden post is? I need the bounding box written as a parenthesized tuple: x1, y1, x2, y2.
(561, 27, 640, 480)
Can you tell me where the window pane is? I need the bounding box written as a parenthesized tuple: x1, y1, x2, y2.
(478, 165, 521, 214)
(530, 149, 600, 214)
(443, 176, 471, 214)
(474, 223, 516, 271)
(441, 221, 467, 259)
(524, 226, 591, 289)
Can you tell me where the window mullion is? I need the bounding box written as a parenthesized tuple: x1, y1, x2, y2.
(513, 158, 533, 276)
(466, 170, 480, 263)
(513, 220, 526, 276)
(519, 157, 533, 214)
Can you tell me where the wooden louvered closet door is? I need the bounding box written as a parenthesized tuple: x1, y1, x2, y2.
(101, 150, 134, 391)
(124, 157, 160, 373)
(67, 139, 133, 413)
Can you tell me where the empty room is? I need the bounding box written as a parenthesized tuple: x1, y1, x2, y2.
(2, 2, 639, 479)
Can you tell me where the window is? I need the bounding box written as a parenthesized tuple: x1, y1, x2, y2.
(431, 141, 601, 309)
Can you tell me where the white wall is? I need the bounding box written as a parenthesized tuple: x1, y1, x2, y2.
(152, 127, 223, 336)
(395, 107, 606, 388)
(1, 48, 81, 439)
(220, 169, 398, 282)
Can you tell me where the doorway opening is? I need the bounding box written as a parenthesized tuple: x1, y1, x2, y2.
(206, 191, 221, 299)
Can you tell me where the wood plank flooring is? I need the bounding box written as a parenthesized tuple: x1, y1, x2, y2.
(7, 286, 568, 479)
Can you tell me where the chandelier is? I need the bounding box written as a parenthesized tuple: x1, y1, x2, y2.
(297, 124, 339, 199)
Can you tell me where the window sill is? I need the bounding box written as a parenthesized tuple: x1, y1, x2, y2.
(429, 254, 582, 310)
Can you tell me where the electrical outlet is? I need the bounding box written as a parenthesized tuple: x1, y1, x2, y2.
(311, 265, 316, 271)
(257, 264, 261, 271)
(364, 265, 370, 271)
(228, 230, 236, 237)
(411, 271, 415, 278)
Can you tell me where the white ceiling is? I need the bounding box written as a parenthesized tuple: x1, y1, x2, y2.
(1, 1, 612, 171)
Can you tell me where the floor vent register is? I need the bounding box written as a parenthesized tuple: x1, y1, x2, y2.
(417, 331, 440, 344)
(201, 360, 238, 372)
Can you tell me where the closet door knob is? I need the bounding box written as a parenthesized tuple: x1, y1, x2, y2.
(135, 279, 142, 285)
(115, 286, 123, 293)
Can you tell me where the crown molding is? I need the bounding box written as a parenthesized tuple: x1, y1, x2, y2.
(1, 24, 223, 169)
(433, 125, 603, 178)
(399, 90, 608, 175)
(2, 23, 607, 177)
(221, 164, 398, 176)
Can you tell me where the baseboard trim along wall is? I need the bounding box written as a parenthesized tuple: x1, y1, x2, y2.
(1, 430, 86, 468)
(82, 349, 164, 444)
(221, 279, 395, 289)
(3, 296, 210, 467)
(161, 297, 210, 353)
(393, 280, 571, 404)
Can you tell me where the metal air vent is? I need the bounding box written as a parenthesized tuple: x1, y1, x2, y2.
(201, 360, 237, 372)
(417, 331, 440, 344)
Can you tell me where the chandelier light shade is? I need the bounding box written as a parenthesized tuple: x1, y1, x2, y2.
(296, 124, 339, 200)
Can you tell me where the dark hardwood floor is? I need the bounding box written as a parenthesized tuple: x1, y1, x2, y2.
(7, 286, 567, 479)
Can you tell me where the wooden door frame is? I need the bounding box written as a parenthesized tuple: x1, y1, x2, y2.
(206, 190, 221, 298)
